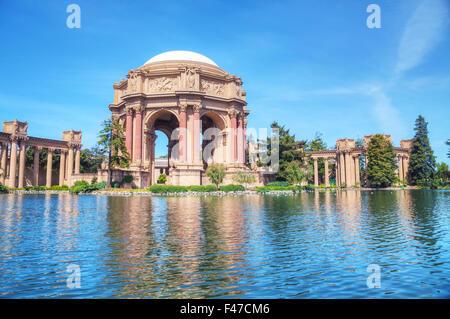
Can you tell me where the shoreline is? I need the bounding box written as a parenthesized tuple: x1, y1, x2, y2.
(1, 186, 431, 197)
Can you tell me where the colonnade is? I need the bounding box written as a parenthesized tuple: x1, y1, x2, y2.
(123, 104, 247, 167)
(0, 141, 81, 188)
(396, 154, 410, 181)
(335, 151, 361, 187)
(310, 151, 411, 187)
(311, 153, 361, 187)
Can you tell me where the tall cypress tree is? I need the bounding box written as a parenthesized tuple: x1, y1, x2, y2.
(366, 134, 396, 188)
(446, 139, 450, 159)
(408, 115, 436, 187)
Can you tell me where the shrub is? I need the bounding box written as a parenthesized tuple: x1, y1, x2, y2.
(69, 180, 106, 194)
(206, 164, 226, 189)
(255, 185, 296, 192)
(232, 171, 256, 187)
(50, 185, 69, 191)
(266, 181, 291, 187)
(157, 174, 167, 184)
(111, 181, 120, 188)
(32, 185, 46, 191)
(91, 177, 98, 185)
(122, 174, 133, 184)
(148, 185, 188, 193)
(0, 184, 8, 193)
(219, 184, 245, 192)
(187, 185, 217, 192)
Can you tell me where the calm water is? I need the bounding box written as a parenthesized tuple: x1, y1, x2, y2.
(0, 190, 449, 298)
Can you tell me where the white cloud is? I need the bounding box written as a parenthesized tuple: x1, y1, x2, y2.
(396, 0, 448, 74)
(366, 87, 408, 142)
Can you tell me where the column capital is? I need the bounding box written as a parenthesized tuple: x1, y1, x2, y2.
(133, 105, 145, 114)
(179, 103, 188, 112)
(126, 106, 134, 116)
(192, 104, 202, 113)
(228, 109, 237, 118)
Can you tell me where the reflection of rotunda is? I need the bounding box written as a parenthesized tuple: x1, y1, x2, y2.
(109, 51, 250, 186)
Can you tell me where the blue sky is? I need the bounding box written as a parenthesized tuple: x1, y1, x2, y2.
(0, 0, 448, 163)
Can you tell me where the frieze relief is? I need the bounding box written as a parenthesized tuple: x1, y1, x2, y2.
(201, 78, 225, 97)
(148, 77, 178, 93)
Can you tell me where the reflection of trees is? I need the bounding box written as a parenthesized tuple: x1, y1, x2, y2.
(408, 190, 439, 248)
(365, 190, 400, 250)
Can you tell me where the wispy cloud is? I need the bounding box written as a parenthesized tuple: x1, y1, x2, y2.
(396, 0, 448, 74)
(366, 87, 408, 139)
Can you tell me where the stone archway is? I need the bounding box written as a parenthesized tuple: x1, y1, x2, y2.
(144, 109, 180, 185)
(200, 111, 227, 168)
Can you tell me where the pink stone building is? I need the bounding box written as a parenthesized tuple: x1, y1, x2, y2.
(109, 51, 251, 187)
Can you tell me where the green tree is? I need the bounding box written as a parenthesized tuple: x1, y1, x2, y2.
(435, 162, 449, 186)
(98, 119, 130, 168)
(206, 163, 226, 190)
(366, 134, 396, 188)
(261, 121, 307, 182)
(232, 171, 256, 188)
(446, 139, 450, 158)
(280, 161, 310, 185)
(98, 120, 130, 185)
(80, 146, 105, 173)
(408, 115, 436, 187)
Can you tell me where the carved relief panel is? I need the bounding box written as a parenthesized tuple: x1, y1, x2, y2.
(201, 78, 225, 97)
(148, 76, 179, 93)
(336, 138, 355, 151)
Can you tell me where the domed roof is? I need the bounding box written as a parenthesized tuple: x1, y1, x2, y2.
(144, 50, 218, 67)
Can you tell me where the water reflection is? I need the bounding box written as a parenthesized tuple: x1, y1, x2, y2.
(0, 190, 449, 298)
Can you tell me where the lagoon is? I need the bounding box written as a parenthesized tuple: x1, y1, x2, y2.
(0, 190, 449, 298)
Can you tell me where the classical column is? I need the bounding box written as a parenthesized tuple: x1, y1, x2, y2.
(243, 119, 248, 165)
(134, 106, 143, 164)
(335, 155, 340, 186)
(67, 146, 74, 185)
(0, 143, 7, 185)
(403, 156, 409, 181)
(324, 158, 329, 187)
(152, 135, 156, 184)
(398, 155, 403, 181)
(193, 105, 201, 163)
(75, 147, 81, 174)
(8, 139, 18, 188)
(46, 148, 53, 188)
(59, 150, 66, 186)
(339, 152, 346, 186)
(33, 147, 40, 186)
(313, 157, 319, 187)
(348, 152, 355, 187)
(18, 142, 26, 188)
(229, 110, 237, 162)
(179, 105, 187, 162)
(125, 107, 133, 158)
(354, 155, 360, 186)
(237, 114, 244, 164)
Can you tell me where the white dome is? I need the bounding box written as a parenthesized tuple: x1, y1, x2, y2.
(144, 50, 218, 67)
